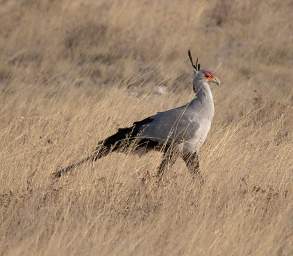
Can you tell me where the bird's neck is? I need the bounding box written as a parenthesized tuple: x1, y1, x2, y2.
(192, 80, 215, 115)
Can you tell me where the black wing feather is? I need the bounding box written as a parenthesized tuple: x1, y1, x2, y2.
(96, 116, 155, 151)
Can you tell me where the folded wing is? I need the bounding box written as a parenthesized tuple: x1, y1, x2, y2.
(96, 104, 199, 156)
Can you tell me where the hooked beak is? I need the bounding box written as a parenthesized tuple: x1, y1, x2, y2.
(210, 76, 220, 86)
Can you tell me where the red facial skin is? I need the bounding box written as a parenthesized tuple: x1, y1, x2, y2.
(203, 70, 215, 80)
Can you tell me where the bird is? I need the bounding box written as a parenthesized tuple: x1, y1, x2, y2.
(53, 50, 220, 183)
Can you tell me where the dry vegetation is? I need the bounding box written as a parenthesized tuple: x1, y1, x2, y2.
(0, 0, 293, 255)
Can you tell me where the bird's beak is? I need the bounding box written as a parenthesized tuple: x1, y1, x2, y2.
(211, 77, 220, 86)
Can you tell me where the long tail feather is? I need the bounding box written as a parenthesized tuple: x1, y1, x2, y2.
(53, 153, 94, 178)
(53, 117, 155, 178)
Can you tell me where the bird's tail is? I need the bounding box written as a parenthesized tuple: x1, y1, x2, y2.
(52, 153, 94, 178)
(52, 128, 134, 178)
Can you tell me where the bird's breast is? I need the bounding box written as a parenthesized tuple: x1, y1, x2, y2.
(182, 118, 212, 153)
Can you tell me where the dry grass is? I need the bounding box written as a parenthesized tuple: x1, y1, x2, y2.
(0, 0, 293, 255)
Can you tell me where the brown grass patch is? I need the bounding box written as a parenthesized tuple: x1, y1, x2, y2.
(0, 0, 292, 255)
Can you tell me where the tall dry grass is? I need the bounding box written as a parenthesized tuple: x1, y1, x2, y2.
(0, 0, 292, 255)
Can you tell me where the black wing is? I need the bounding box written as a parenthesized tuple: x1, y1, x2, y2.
(95, 116, 156, 153)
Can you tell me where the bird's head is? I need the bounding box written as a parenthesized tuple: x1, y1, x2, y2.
(188, 50, 220, 91)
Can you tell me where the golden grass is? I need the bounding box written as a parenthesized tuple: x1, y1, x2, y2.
(0, 0, 292, 255)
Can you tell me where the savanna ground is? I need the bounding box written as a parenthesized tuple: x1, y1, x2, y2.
(0, 1, 292, 255)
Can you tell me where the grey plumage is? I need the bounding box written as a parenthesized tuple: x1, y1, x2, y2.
(53, 51, 220, 182)
(137, 104, 200, 145)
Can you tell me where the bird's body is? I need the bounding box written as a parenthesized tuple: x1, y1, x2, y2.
(137, 80, 214, 153)
(54, 51, 220, 182)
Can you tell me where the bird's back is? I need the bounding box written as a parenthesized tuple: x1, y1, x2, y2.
(138, 104, 198, 143)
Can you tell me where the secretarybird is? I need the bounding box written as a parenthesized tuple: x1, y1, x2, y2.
(53, 50, 220, 183)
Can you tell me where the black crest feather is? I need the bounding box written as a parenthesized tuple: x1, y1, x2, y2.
(188, 50, 200, 71)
